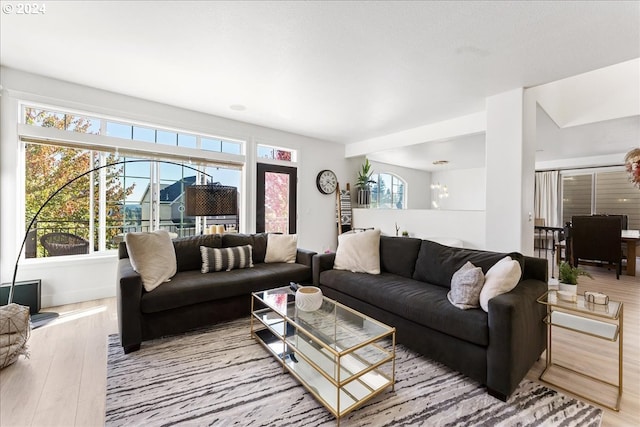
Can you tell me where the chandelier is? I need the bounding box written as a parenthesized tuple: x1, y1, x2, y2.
(430, 182, 449, 209)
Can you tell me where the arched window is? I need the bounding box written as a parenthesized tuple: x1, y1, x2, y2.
(371, 173, 406, 209)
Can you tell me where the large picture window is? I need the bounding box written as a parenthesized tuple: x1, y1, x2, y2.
(22, 106, 243, 258)
(561, 169, 640, 229)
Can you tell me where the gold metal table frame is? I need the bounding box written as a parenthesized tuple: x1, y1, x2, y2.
(251, 286, 396, 425)
(537, 290, 623, 411)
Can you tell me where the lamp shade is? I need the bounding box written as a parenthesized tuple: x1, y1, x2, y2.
(185, 185, 238, 216)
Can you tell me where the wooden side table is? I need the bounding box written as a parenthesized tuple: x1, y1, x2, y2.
(537, 291, 623, 411)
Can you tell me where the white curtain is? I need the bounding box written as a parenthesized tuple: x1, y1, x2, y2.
(535, 171, 560, 227)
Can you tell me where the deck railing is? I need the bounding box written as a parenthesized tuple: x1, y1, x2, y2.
(534, 225, 564, 278)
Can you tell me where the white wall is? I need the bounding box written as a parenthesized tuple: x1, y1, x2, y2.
(1, 67, 349, 306)
(353, 208, 486, 249)
(430, 168, 485, 211)
(485, 89, 527, 253)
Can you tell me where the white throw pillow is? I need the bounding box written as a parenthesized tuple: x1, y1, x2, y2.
(265, 234, 298, 263)
(125, 230, 177, 292)
(479, 256, 522, 312)
(333, 229, 381, 274)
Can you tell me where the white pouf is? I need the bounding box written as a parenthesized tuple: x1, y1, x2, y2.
(295, 286, 323, 312)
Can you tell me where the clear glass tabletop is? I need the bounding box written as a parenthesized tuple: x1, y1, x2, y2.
(254, 286, 394, 355)
(537, 290, 621, 320)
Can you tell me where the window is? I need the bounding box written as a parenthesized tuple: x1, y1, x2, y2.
(370, 173, 406, 209)
(24, 106, 244, 155)
(561, 174, 592, 225)
(22, 106, 244, 258)
(561, 169, 640, 229)
(24, 143, 241, 257)
(257, 144, 295, 162)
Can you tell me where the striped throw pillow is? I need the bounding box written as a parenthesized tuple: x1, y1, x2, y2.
(200, 245, 253, 273)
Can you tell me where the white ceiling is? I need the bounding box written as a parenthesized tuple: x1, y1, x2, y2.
(367, 107, 640, 172)
(1, 1, 639, 147)
(368, 132, 486, 171)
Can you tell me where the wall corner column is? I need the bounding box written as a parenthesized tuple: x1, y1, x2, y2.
(484, 88, 536, 254)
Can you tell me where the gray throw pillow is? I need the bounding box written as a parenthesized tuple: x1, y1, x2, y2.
(447, 261, 485, 309)
(201, 245, 253, 273)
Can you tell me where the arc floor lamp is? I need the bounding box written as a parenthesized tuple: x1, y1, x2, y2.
(7, 159, 237, 324)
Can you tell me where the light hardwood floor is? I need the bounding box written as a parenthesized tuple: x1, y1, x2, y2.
(1, 262, 638, 426)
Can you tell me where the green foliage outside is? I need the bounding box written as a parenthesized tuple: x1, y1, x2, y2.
(24, 108, 135, 256)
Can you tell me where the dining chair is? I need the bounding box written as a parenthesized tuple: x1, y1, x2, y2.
(571, 215, 623, 279)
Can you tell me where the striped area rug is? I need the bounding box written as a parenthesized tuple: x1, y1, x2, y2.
(106, 318, 602, 426)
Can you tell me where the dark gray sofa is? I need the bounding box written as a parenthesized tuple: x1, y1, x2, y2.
(118, 233, 315, 353)
(313, 236, 547, 400)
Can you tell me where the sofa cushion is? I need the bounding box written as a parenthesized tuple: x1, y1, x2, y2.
(334, 229, 381, 274)
(379, 236, 422, 278)
(223, 233, 268, 263)
(201, 245, 253, 272)
(140, 262, 312, 314)
(447, 261, 485, 309)
(173, 234, 222, 272)
(479, 256, 522, 312)
(265, 234, 297, 263)
(412, 240, 524, 289)
(125, 230, 177, 292)
(319, 269, 489, 346)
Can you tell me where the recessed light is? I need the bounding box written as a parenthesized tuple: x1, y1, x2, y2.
(432, 160, 449, 165)
(230, 104, 246, 111)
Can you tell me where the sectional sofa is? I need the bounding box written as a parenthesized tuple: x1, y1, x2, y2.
(313, 235, 548, 400)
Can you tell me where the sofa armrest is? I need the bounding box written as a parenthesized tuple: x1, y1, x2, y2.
(312, 252, 336, 286)
(295, 248, 316, 267)
(522, 256, 548, 282)
(486, 278, 547, 399)
(117, 258, 144, 352)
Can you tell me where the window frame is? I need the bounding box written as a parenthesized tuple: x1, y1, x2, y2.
(18, 103, 247, 261)
(560, 166, 640, 229)
(370, 172, 406, 209)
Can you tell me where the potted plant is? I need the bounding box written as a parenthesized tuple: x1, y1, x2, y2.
(356, 158, 375, 207)
(558, 261, 593, 295)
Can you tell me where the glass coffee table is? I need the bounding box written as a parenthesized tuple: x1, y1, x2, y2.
(251, 286, 396, 424)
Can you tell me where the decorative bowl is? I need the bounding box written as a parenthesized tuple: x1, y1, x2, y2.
(295, 286, 323, 312)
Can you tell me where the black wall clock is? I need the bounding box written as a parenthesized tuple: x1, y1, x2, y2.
(316, 169, 338, 194)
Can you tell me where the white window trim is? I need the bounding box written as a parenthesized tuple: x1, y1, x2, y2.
(18, 124, 246, 167)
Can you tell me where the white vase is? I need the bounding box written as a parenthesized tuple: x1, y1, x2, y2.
(558, 282, 577, 295)
(295, 286, 323, 312)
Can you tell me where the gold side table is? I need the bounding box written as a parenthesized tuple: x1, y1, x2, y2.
(537, 290, 623, 411)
